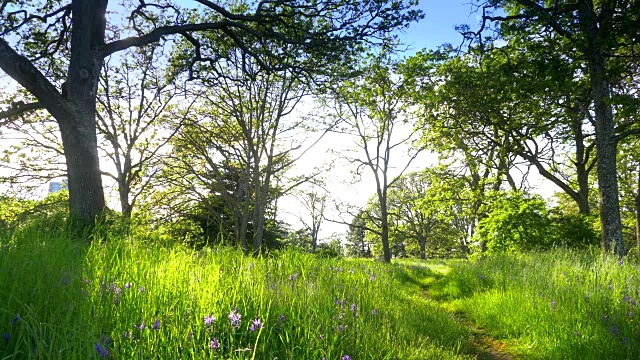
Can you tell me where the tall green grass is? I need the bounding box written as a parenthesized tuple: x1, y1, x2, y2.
(431, 249, 640, 359)
(0, 224, 471, 359)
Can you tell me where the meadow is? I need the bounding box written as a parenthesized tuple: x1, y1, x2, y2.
(1, 222, 637, 359)
(0, 223, 470, 359)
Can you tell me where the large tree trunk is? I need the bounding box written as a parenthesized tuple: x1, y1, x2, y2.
(0, 1, 108, 228)
(578, 0, 624, 256)
(58, 113, 105, 226)
(63, 0, 107, 226)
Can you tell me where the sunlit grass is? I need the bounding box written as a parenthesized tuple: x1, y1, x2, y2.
(430, 249, 640, 359)
(0, 224, 471, 359)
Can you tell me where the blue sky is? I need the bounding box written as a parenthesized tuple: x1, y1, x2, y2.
(398, 0, 482, 55)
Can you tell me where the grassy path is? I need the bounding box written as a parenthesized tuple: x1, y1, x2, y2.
(411, 261, 514, 360)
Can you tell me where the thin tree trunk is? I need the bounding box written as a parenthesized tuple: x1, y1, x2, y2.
(380, 200, 392, 262)
(636, 169, 640, 257)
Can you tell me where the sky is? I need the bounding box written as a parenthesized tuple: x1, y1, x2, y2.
(279, 0, 489, 239)
(399, 0, 482, 55)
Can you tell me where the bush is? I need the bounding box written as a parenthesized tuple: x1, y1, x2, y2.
(474, 192, 552, 253)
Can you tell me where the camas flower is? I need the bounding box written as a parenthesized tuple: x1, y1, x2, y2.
(210, 337, 220, 350)
(229, 309, 242, 328)
(342, 355, 352, 360)
(95, 342, 110, 358)
(250, 318, 263, 332)
(204, 315, 215, 325)
(153, 319, 160, 331)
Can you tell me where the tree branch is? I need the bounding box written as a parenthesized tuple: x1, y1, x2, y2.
(0, 101, 43, 121)
(0, 38, 67, 120)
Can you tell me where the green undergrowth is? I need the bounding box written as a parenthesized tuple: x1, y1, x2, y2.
(429, 249, 640, 359)
(0, 224, 471, 359)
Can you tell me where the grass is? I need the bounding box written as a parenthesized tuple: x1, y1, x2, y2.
(430, 249, 640, 359)
(6, 219, 632, 359)
(0, 223, 471, 359)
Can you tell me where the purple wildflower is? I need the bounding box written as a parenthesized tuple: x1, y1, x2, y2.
(351, 304, 357, 313)
(3, 332, 9, 343)
(11, 315, 20, 325)
(95, 342, 110, 358)
(61, 276, 72, 286)
(338, 325, 345, 331)
(550, 300, 557, 308)
(153, 319, 160, 331)
(204, 315, 215, 325)
(249, 318, 263, 332)
(624, 295, 631, 302)
(112, 285, 122, 296)
(632, 300, 638, 307)
(371, 309, 378, 315)
(139, 286, 145, 293)
(188, 331, 193, 341)
(229, 309, 242, 329)
(629, 311, 635, 318)
(124, 283, 132, 290)
(342, 355, 352, 360)
(279, 314, 285, 321)
(210, 337, 220, 350)
(370, 275, 375, 281)
(479, 275, 485, 280)
(289, 273, 298, 281)
(611, 325, 619, 336)
(137, 321, 145, 331)
(319, 334, 324, 340)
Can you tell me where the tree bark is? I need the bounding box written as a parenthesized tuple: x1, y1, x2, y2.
(380, 201, 392, 262)
(578, 0, 624, 256)
(419, 234, 426, 260)
(636, 168, 640, 257)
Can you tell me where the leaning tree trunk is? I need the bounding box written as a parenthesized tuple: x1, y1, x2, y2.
(578, 0, 624, 256)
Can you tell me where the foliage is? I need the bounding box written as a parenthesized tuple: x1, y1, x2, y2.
(473, 192, 598, 253)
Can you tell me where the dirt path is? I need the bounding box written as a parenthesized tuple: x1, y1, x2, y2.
(422, 288, 514, 360)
